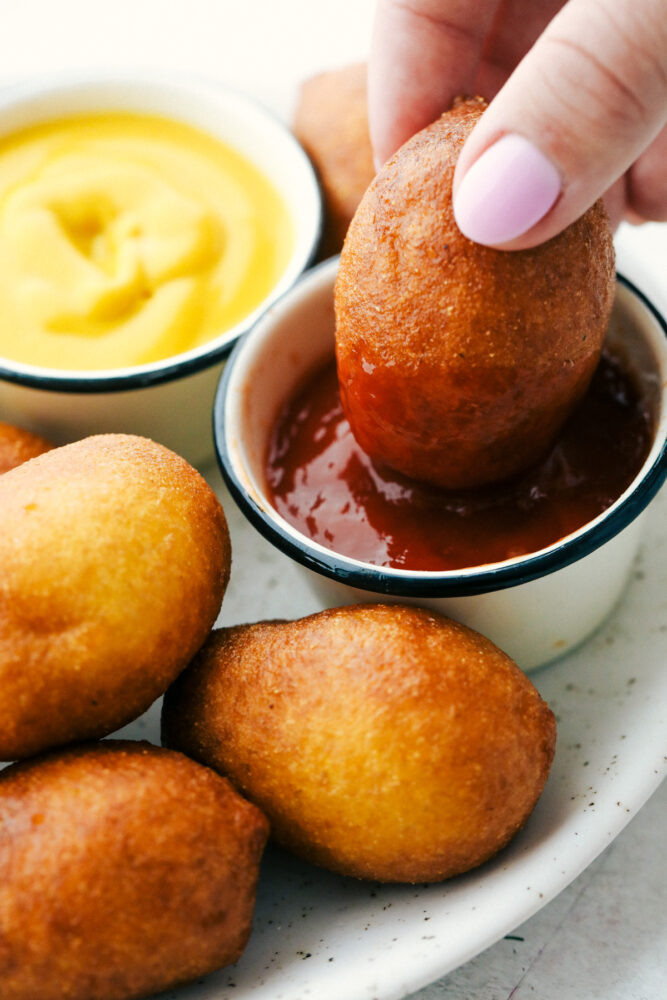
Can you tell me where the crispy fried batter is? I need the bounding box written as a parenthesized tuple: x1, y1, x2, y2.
(293, 63, 375, 258)
(0, 421, 53, 474)
(335, 97, 616, 488)
(0, 741, 269, 1000)
(0, 434, 231, 760)
(162, 604, 556, 883)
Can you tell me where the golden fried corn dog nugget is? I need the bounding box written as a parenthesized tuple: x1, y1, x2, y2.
(294, 63, 375, 258)
(0, 420, 53, 473)
(0, 434, 230, 760)
(335, 97, 615, 488)
(163, 604, 556, 883)
(0, 741, 269, 1000)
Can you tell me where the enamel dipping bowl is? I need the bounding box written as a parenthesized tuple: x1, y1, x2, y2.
(215, 256, 667, 670)
(0, 73, 321, 469)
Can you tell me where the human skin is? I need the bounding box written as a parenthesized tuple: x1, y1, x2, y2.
(369, 0, 667, 249)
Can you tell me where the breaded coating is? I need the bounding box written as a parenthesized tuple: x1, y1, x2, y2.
(163, 604, 556, 883)
(293, 63, 375, 258)
(0, 420, 53, 473)
(0, 741, 269, 1000)
(335, 97, 616, 488)
(0, 434, 231, 760)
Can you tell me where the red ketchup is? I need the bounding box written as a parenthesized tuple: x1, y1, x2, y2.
(265, 353, 653, 571)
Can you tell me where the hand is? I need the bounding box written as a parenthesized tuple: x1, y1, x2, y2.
(368, 0, 667, 248)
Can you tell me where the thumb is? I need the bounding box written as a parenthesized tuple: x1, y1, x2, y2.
(452, 0, 667, 249)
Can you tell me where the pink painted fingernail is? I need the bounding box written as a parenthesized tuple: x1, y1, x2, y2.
(453, 134, 561, 246)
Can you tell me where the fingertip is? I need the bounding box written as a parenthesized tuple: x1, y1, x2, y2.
(368, 118, 399, 173)
(369, 0, 498, 179)
(453, 134, 562, 247)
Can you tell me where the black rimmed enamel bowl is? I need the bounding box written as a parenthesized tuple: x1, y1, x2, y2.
(214, 256, 666, 669)
(0, 72, 321, 468)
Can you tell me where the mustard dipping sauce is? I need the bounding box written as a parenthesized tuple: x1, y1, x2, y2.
(0, 112, 294, 370)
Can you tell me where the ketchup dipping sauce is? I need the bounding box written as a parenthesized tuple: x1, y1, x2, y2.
(265, 351, 653, 572)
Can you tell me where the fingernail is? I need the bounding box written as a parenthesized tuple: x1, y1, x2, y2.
(453, 134, 561, 245)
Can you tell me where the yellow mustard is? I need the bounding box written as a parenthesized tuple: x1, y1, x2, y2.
(0, 112, 294, 369)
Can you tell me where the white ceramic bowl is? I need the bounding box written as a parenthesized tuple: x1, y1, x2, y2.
(214, 256, 667, 671)
(0, 72, 321, 468)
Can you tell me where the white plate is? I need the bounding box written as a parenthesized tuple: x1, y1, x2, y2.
(0, 7, 664, 996)
(114, 468, 666, 1000)
(1, 228, 663, 1000)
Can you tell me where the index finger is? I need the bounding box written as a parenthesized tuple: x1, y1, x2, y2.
(368, 0, 501, 166)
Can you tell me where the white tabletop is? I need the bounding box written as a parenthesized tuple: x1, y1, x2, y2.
(2, 3, 664, 998)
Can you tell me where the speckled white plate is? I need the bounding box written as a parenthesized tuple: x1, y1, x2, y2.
(114, 470, 666, 1000)
(0, 7, 663, 996)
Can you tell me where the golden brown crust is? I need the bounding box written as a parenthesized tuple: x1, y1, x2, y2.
(162, 604, 556, 883)
(0, 434, 231, 760)
(335, 97, 616, 488)
(0, 740, 269, 1000)
(0, 421, 54, 474)
(293, 63, 375, 258)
